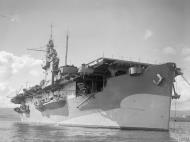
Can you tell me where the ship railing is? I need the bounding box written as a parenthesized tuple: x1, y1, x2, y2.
(86, 57, 104, 67)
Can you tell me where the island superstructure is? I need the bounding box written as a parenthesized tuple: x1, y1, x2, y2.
(11, 30, 182, 131)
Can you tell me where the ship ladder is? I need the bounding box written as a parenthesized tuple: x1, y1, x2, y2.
(76, 93, 95, 108)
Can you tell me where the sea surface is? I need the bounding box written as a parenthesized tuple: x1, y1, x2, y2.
(0, 108, 190, 142)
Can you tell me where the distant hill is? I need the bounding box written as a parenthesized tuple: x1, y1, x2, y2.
(0, 108, 20, 121)
(170, 110, 190, 122)
(170, 110, 190, 117)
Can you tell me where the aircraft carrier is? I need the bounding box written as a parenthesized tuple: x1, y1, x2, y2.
(11, 29, 182, 131)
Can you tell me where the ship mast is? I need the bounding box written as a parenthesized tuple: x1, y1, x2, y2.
(65, 34, 69, 66)
(50, 24, 53, 40)
(50, 24, 54, 85)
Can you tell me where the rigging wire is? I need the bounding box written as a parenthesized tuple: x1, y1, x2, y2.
(181, 75, 190, 86)
(172, 79, 178, 131)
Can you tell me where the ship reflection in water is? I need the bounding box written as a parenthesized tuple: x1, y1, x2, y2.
(2, 120, 190, 142)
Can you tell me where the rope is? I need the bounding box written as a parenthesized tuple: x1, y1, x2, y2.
(173, 79, 178, 131)
(174, 99, 177, 131)
(181, 75, 190, 86)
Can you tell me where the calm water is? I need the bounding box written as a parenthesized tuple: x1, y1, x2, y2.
(0, 110, 190, 142)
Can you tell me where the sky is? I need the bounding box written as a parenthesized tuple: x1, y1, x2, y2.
(0, 0, 190, 110)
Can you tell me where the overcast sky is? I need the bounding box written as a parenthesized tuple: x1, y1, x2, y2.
(0, 0, 190, 110)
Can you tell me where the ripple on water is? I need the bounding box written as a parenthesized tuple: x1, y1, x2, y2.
(1, 121, 190, 142)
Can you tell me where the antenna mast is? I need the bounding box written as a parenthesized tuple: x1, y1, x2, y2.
(50, 24, 53, 40)
(65, 33, 69, 65)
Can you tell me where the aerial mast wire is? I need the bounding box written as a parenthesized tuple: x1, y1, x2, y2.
(27, 49, 46, 52)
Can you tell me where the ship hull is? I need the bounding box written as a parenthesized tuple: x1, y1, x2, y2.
(21, 94, 170, 130)
(21, 63, 174, 131)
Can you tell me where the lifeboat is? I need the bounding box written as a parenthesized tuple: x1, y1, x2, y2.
(43, 99, 66, 110)
(14, 105, 30, 114)
(35, 96, 67, 112)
